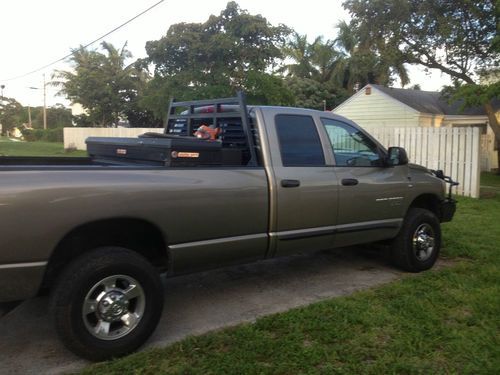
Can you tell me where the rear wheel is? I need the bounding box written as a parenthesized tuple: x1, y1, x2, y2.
(390, 208, 441, 272)
(50, 247, 164, 361)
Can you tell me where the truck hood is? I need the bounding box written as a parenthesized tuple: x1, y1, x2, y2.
(408, 163, 431, 173)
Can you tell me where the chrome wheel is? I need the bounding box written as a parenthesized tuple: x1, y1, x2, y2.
(82, 275, 145, 341)
(412, 223, 435, 261)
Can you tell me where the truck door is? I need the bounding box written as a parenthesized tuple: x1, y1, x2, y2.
(319, 117, 409, 247)
(261, 110, 339, 257)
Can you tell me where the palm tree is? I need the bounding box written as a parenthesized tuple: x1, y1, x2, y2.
(53, 42, 150, 126)
(333, 21, 409, 93)
(310, 37, 342, 83)
(281, 32, 316, 78)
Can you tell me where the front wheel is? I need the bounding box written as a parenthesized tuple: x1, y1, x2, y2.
(390, 208, 441, 272)
(50, 247, 164, 361)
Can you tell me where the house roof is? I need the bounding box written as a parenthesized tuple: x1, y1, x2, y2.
(370, 84, 497, 116)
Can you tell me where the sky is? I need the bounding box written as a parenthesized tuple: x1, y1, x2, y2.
(0, 0, 451, 108)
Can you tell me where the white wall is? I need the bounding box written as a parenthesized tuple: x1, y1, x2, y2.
(333, 87, 420, 128)
(418, 114, 444, 128)
(64, 127, 164, 150)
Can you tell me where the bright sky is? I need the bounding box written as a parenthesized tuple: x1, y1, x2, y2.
(0, 0, 451, 108)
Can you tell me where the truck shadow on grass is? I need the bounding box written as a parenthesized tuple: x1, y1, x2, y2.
(0, 246, 449, 375)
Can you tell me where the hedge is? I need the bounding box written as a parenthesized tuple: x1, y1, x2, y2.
(21, 128, 64, 143)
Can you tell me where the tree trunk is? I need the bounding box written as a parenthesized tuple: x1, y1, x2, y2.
(484, 102, 500, 174)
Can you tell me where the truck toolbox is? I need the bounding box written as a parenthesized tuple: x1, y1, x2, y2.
(86, 135, 224, 166)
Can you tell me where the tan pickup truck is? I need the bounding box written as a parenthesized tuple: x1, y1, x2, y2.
(0, 93, 456, 360)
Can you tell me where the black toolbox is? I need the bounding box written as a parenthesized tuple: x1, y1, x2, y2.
(86, 135, 224, 167)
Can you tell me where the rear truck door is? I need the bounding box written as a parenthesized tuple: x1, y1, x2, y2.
(258, 108, 339, 257)
(319, 117, 409, 247)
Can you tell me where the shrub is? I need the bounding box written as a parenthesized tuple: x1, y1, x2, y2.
(21, 127, 64, 142)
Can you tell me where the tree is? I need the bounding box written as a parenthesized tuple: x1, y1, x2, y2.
(123, 60, 163, 127)
(0, 97, 23, 135)
(27, 104, 73, 129)
(285, 77, 348, 110)
(142, 1, 293, 118)
(310, 37, 342, 84)
(333, 20, 409, 93)
(280, 34, 348, 109)
(282, 34, 343, 84)
(281, 32, 317, 78)
(55, 42, 156, 127)
(344, 0, 500, 169)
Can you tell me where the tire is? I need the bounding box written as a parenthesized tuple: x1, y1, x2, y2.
(390, 208, 441, 272)
(49, 247, 164, 361)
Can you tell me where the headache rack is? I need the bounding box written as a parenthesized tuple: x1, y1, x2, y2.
(164, 91, 259, 167)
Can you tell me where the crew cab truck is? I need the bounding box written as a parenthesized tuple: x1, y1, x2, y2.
(0, 93, 456, 361)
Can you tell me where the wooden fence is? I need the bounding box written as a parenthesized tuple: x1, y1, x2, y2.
(64, 126, 482, 198)
(369, 127, 481, 198)
(64, 127, 163, 150)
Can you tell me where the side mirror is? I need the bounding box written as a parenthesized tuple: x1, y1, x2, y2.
(386, 147, 408, 166)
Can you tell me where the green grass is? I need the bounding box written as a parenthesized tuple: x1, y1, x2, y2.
(481, 171, 500, 189)
(0, 138, 86, 157)
(480, 172, 500, 198)
(81, 176, 500, 375)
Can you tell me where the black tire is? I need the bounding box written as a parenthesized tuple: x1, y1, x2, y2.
(390, 208, 441, 272)
(49, 247, 164, 361)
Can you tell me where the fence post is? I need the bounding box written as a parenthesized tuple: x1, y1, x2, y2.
(471, 128, 481, 198)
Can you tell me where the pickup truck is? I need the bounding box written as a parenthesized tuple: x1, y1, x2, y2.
(0, 93, 456, 361)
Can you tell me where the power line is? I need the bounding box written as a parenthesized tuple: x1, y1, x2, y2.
(0, 0, 165, 83)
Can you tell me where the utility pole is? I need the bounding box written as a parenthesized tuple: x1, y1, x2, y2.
(29, 75, 48, 129)
(28, 106, 32, 128)
(43, 74, 47, 130)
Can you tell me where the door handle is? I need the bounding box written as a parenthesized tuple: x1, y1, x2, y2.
(281, 179, 301, 188)
(341, 178, 359, 186)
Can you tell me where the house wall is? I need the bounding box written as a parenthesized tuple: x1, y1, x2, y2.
(418, 114, 444, 127)
(332, 88, 420, 129)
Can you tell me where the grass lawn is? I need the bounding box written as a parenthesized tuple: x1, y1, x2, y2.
(481, 172, 500, 187)
(0, 138, 86, 157)
(81, 174, 500, 375)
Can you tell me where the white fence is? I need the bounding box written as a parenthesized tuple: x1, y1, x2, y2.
(64, 127, 164, 151)
(64, 126, 482, 198)
(369, 127, 481, 198)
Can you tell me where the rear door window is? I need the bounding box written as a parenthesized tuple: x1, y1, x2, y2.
(275, 115, 325, 166)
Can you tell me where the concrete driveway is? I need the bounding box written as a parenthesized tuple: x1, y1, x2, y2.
(0, 248, 409, 375)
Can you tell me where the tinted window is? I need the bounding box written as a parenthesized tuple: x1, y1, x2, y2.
(321, 118, 382, 167)
(276, 115, 325, 166)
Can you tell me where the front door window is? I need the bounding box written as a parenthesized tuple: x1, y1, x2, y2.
(321, 118, 382, 167)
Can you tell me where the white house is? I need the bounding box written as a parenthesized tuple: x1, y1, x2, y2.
(333, 84, 499, 171)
